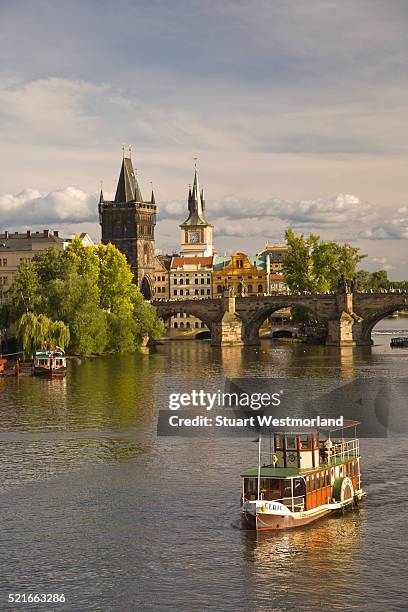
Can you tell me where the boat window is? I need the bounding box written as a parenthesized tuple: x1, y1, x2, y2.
(300, 434, 312, 450)
(283, 480, 292, 498)
(306, 476, 311, 493)
(293, 478, 305, 497)
(311, 474, 317, 491)
(286, 436, 297, 450)
(274, 435, 284, 450)
(326, 471, 331, 486)
(349, 462, 354, 477)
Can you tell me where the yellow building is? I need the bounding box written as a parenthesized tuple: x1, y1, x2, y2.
(212, 253, 267, 297)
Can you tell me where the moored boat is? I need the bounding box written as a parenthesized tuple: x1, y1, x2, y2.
(390, 336, 408, 347)
(241, 422, 365, 531)
(33, 346, 67, 378)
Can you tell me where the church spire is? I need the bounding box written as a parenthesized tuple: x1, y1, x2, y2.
(180, 165, 209, 227)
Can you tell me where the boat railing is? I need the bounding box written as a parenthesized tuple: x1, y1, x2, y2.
(243, 494, 305, 513)
(327, 438, 360, 463)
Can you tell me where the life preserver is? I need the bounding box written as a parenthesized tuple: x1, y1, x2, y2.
(261, 504, 267, 512)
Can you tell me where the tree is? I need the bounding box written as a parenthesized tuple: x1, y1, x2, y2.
(97, 243, 136, 313)
(16, 312, 69, 359)
(283, 229, 366, 293)
(8, 241, 164, 356)
(7, 261, 42, 321)
(132, 292, 164, 347)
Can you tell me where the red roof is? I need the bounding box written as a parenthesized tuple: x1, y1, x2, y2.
(171, 256, 213, 269)
(270, 273, 286, 281)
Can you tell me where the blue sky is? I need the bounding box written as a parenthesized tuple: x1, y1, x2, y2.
(0, 1, 408, 276)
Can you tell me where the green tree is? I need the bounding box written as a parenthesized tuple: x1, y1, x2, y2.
(7, 261, 42, 321)
(97, 243, 136, 313)
(283, 229, 365, 293)
(16, 312, 69, 359)
(132, 292, 164, 347)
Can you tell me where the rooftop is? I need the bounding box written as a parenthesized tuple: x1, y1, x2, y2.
(240, 456, 358, 479)
(171, 256, 213, 269)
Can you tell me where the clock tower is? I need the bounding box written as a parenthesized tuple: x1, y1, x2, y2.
(180, 166, 214, 257)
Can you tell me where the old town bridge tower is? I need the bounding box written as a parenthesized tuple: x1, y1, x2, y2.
(99, 152, 156, 299)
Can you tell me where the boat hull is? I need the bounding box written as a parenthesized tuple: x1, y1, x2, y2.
(34, 367, 66, 378)
(242, 507, 332, 531)
(241, 492, 364, 531)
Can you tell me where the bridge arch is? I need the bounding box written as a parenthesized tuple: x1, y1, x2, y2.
(153, 303, 216, 334)
(241, 302, 327, 344)
(360, 303, 408, 344)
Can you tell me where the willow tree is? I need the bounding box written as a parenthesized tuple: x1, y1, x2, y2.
(16, 312, 69, 359)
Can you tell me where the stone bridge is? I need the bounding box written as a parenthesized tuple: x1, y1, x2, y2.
(152, 289, 408, 347)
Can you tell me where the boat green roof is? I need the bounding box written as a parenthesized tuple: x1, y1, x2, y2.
(240, 457, 358, 479)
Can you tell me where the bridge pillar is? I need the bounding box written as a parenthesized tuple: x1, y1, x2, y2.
(210, 290, 243, 346)
(326, 285, 364, 346)
(326, 312, 356, 346)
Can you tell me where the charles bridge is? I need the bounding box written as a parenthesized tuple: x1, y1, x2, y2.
(152, 287, 408, 347)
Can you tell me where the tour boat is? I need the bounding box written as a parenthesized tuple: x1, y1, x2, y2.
(241, 423, 365, 531)
(33, 347, 67, 378)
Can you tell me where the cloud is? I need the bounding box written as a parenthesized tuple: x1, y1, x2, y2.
(160, 193, 375, 229)
(359, 219, 408, 240)
(0, 187, 98, 228)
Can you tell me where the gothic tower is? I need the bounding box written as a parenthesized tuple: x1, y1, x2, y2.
(180, 166, 213, 257)
(99, 152, 157, 298)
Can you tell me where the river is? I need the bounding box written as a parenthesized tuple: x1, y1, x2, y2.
(1, 318, 407, 611)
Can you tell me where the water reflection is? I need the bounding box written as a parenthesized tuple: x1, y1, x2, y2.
(241, 512, 364, 608)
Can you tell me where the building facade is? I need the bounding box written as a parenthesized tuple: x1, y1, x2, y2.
(169, 256, 213, 331)
(99, 155, 157, 298)
(153, 255, 172, 300)
(0, 230, 94, 298)
(212, 253, 267, 297)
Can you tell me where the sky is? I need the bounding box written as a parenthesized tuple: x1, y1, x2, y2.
(0, 0, 407, 277)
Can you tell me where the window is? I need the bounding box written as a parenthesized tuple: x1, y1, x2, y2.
(195, 289, 199, 295)
(286, 436, 296, 450)
(283, 480, 292, 498)
(207, 289, 211, 295)
(274, 435, 284, 450)
(200, 289, 204, 295)
(306, 476, 311, 493)
(217, 285, 222, 293)
(186, 278, 190, 285)
(248, 284, 253, 293)
(173, 289, 177, 296)
(201, 278, 204, 284)
(300, 435, 312, 450)
(326, 471, 331, 486)
(258, 284, 263, 293)
(195, 279, 198, 284)
(180, 289, 184, 296)
(206, 278, 210, 284)
(174, 278, 178, 285)
(236, 259, 243, 268)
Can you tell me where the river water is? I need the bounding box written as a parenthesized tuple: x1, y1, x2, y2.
(1, 319, 408, 611)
